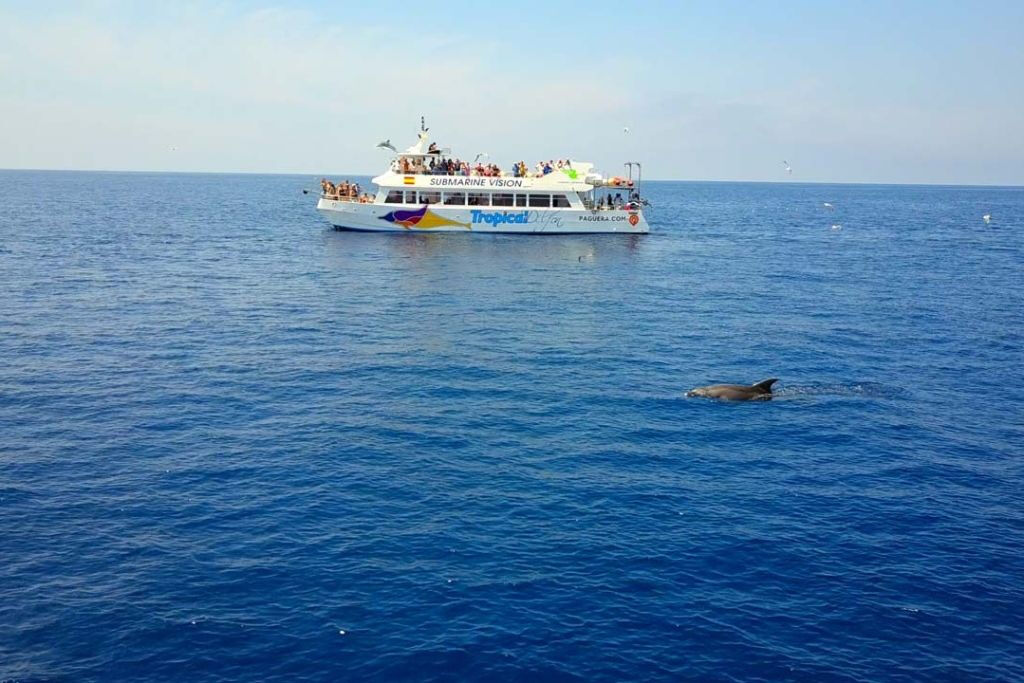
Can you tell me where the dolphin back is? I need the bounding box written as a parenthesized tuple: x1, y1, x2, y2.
(750, 378, 779, 394)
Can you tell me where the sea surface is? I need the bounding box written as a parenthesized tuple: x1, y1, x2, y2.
(1, 170, 1022, 682)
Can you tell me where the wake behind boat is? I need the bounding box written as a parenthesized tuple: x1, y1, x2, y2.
(316, 122, 650, 234)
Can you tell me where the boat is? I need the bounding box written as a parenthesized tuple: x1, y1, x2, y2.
(316, 123, 650, 234)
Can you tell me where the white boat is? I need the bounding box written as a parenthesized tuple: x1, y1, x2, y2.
(316, 124, 650, 234)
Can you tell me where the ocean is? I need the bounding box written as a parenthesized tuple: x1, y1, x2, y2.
(1, 170, 1022, 681)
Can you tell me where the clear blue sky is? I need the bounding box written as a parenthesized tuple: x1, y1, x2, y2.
(2, 0, 1022, 184)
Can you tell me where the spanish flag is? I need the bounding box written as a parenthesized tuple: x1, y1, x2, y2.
(403, 176, 415, 185)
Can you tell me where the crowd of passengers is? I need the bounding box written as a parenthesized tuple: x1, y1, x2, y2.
(320, 178, 374, 202)
(395, 144, 575, 178)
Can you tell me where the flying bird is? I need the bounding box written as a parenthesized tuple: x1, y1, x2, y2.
(623, 127, 630, 133)
(474, 152, 489, 162)
(376, 139, 397, 152)
(982, 214, 992, 224)
(783, 160, 793, 174)
(823, 202, 834, 209)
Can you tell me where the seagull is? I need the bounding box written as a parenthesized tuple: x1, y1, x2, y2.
(474, 152, 489, 162)
(831, 224, 842, 231)
(783, 160, 793, 174)
(823, 202, 834, 209)
(982, 214, 991, 224)
(375, 139, 397, 152)
(623, 127, 630, 134)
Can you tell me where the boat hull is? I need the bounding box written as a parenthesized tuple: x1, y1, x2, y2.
(317, 199, 649, 234)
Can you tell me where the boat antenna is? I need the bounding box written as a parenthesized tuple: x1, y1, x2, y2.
(420, 116, 428, 133)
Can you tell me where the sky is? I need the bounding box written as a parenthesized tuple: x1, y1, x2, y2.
(1, 0, 1023, 184)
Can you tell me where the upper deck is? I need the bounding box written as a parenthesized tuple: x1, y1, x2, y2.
(372, 166, 601, 193)
(369, 127, 636, 194)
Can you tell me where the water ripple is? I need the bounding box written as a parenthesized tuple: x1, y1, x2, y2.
(1, 172, 1022, 681)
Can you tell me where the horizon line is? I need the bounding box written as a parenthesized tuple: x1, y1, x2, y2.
(1, 166, 1021, 189)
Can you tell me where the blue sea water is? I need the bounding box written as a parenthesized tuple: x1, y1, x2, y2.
(1, 170, 1023, 682)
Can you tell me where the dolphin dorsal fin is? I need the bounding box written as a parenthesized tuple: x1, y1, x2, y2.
(751, 378, 778, 393)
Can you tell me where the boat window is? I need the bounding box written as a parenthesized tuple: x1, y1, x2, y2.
(443, 192, 465, 206)
(420, 191, 441, 205)
(404, 190, 417, 204)
(552, 194, 571, 208)
(491, 193, 514, 207)
(385, 190, 404, 204)
(529, 194, 550, 208)
(515, 194, 527, 207)
(467, 193, 490, 206)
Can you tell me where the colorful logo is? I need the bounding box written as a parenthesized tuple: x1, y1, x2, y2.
(560, 168, 579, 180)
(470, 210, 529, 226)
(379, 205, 470, 230)
(628, 213, 640, 226)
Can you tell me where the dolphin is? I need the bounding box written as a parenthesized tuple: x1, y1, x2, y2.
(685, 378, 778, 401)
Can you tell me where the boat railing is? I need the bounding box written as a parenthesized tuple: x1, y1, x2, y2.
(389, 168, 538, 179)
(321, 194, 372, 203)
(581, 199, 642, 211)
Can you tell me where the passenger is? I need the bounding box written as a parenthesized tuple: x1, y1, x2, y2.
(428, 142, 439, 154)
(614, 192, 623, 208)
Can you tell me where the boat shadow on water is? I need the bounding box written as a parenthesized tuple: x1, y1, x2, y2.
(322, 228, 646, 264)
